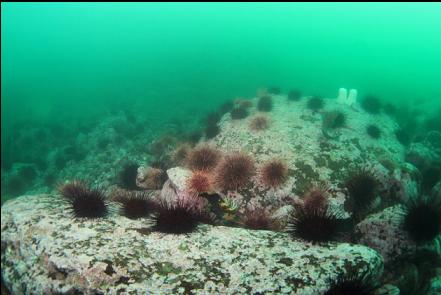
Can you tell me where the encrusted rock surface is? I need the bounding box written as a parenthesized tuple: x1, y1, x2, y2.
(355, 205, 415, 263)
(406, 131, 441, 170)
(1, 194, 383, 294)
(175, 93, 407, 217)
(355, 205, 441, 263)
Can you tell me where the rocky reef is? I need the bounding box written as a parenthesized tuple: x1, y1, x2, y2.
(1, 195, 382, 294)
(2, 89, 440, 294)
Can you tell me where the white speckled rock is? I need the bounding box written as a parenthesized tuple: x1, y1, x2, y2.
(355, 205, 416, 263)
(2, 195, 383, 295)
(167, 167, 192, 192)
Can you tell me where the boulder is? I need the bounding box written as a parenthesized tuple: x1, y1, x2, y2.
(1, 194, 383, 294)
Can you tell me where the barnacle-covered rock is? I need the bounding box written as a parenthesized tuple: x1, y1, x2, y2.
(406, 131, 441, 170)
(1, 195, 383, 294)
(354, 205, 415, 263)
(355, 205, 441, 263)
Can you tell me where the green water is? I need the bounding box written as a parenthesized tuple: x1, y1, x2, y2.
(2, 2, 441, 198)
(2, 2, 441, 126)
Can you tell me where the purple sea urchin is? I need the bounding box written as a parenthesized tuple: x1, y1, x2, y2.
(230, 107, 249, 120)
(59, 181, 109, 219)
(403, 194, 441, 243)
(366, 124, 381, 139)
(112, 189, 155, 219)
(324, 269, 378, 295)
(149, 196, 212, 234)
(345, 169, 379, 215)
(287, 204, 349, 243)
(307, 96, 324, 111)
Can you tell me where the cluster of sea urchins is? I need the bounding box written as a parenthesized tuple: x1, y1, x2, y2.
(59, 180, 213, 235)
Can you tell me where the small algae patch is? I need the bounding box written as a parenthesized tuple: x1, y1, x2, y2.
(154, 262, 182, 276)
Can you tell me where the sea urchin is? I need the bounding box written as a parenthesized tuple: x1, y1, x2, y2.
(186, 145, 222, 171)
(257, 95, 273, 112)
(260, 159, 288, 188)
(149, 196, 212, 234)
(324, 269, 378, 295)
(366, 124, 381, 139)
(249, 115, 270, 131)
(302, 186, 329, 212)
(307, 96, 324, 111)
(345, 169, 379, 215)
(215, 153, 255, 191)
(187, 171, 214, 195)
(112, 189, 155, 219)
(403, 194, 441, 243)
(287, 205, 349, 243)
(59, 180, 109, 219)
(240, 207, 276, 230)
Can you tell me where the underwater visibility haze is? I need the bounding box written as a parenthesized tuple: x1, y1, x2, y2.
(1, 2, 441, 294)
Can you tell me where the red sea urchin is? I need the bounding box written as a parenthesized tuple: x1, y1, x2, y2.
(187, 171, 214, 195)
(149, 196, 213, 234)
(186, 145, 222, 171)
(59, 180, 109, 219)
(260, 159, 288, 188)
(215, 153, 255, 191)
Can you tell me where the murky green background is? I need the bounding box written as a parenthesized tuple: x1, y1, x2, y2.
(1, 3, 440, 200)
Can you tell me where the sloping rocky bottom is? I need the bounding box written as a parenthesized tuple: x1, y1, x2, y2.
(1, 195, 383, 295)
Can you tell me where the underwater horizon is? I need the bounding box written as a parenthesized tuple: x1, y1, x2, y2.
(1, 2, 441, 294)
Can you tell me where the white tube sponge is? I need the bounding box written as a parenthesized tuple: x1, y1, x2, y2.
(336, 88, 357, 106)
(337, 88, 348, 104)
(348, 89, 357, 106)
